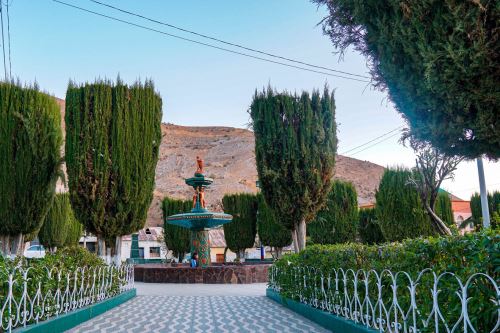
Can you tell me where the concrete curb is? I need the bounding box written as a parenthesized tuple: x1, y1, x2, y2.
(266, 288, 376, 333)
(14, 289, 136, 333)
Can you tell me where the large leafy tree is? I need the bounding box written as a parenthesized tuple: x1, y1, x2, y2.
(313, 0, 500, 159)
(162, 197, 192, 261)
(0, 82, 63, 256)
(375, 167, 434, 241)
(406, 140, 463, 235)
(250, 86, 337, 251)
(65, 79, 162, 263)
(222, 193, 258, 260)
(256, 194, 292, 258)
(39, 193, 80, 251)
(309, 180, 358, 244)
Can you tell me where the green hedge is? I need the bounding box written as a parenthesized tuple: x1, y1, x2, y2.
(273, 230, 499, 332)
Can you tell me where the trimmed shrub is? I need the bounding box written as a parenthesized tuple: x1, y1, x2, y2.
(161, 197, 192, 261)
(375, 167, 434, 241)
(435, 192, 454, 227)
(470, 191, 500, 228)
(358, 208, 385, 244)
(0, 82, 62, 247)
(250, 86, 337, 251)
(65, 79, 162, 250)
(273, 229, 499, 332)
(309, 180, 358, 244)
(39, 193, 73, 250)
(222, 193, 258, 258)
(257, 194, 292, 257)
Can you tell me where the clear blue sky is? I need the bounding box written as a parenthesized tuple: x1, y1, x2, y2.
(8, 0, 498, 199)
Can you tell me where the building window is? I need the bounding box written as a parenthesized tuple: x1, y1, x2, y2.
(149, 247, 160, 258)
(145, 228, 152, 235)
(138, 247, 145, 258)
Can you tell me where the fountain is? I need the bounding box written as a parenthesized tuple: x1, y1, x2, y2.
(166, 156, 232, 267)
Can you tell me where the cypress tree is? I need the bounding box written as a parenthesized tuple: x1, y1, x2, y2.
(250, 86, 337, 251)
(63, 207, 82, 247)
(162, 197, 192, 261)
(0, 82, 63, 255)
(222, 193, 258, 260)
(470, 191, 500, 228)
(434, 192, 454, 227)
(358, 208, 385, 245)
(313, 0, 500, 159)
(65, 79, 162, 262)
(309, 180, 358, 245)
(39, 193, 71, 250)
(375, 167, 434, 241)
(256, 194, 292, 258)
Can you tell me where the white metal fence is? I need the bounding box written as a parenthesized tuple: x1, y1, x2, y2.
(269, 265, 499, 333)
(0, 264, 134, 332)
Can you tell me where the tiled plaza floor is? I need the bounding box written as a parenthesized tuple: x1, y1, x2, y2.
(67, 294, 329, 333)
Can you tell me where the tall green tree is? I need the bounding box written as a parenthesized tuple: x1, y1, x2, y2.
(358, 208, 385, 245)
(0, 82, 63, 256)
(65, 79, 162, 263)
(162, 197, 192, 261)
(250, 86, 337, 251)
(313, 0, 499, 159)
(64, 207, 83, 248)
(256, 194, 291, 258)
(39, 193, 71, 251)
(375, 167, 434, 241)
(222, 193, 258, 261)
(309, 180, 358, 244)
(434, 192, 454, 227)
(470, 191, 500, 228)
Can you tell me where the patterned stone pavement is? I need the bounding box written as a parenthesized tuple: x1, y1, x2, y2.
(67, 295, 329, 333)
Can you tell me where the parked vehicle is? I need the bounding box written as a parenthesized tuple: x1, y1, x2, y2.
(23, 245, 46, 259)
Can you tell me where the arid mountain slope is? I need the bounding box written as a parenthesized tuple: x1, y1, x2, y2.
(147, 124, 385, 227)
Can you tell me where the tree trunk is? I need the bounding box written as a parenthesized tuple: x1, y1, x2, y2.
(425, 202, 452, 235)
(238, 249, 246, 262)
(296, 219, 307, 251)
(276, 247, 283, 259)
(12, 233, 24, 257)
(97, 236, 106, 258)
(223, 247, 228, 263)
(106, 247, 112, 265)
(291, 229, 299, 253)
(114, 236, 122, 266)
(4, 235, 11, 257)
(53, 246, 57, 253)
(0, 235, 5, 256)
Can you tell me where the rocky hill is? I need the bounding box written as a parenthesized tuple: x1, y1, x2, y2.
(55, 99, 385, 228)
(147, 124, 385, 227)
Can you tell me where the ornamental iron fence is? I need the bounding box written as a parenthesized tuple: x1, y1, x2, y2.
(269, 265, 499, 333)
(0, 264, 134, 332)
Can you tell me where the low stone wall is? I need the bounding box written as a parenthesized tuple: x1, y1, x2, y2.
(134, 263, 270, 284)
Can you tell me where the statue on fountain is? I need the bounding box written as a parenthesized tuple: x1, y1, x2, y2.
(195, 156, 204, 176)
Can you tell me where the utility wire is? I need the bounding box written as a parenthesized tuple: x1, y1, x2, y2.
(346, 132, 401, 157)
(52, 0, 370, 83)
(6, 0, 10, 78)
(88, 0, 370, 80)
(341, 126, 403, 155)
(0, 3, 7, 80)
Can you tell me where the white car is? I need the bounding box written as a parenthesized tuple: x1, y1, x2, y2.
(24, 245, 46, 259)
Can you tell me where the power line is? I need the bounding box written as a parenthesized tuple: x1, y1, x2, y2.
(340, 126, 403, 155)
(346, 132, 401, 157)
(0, 2, 7, 80)
(52, 0, 370, 83)
(88, 0, 370, 80)
(6, 0, 10, 78)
